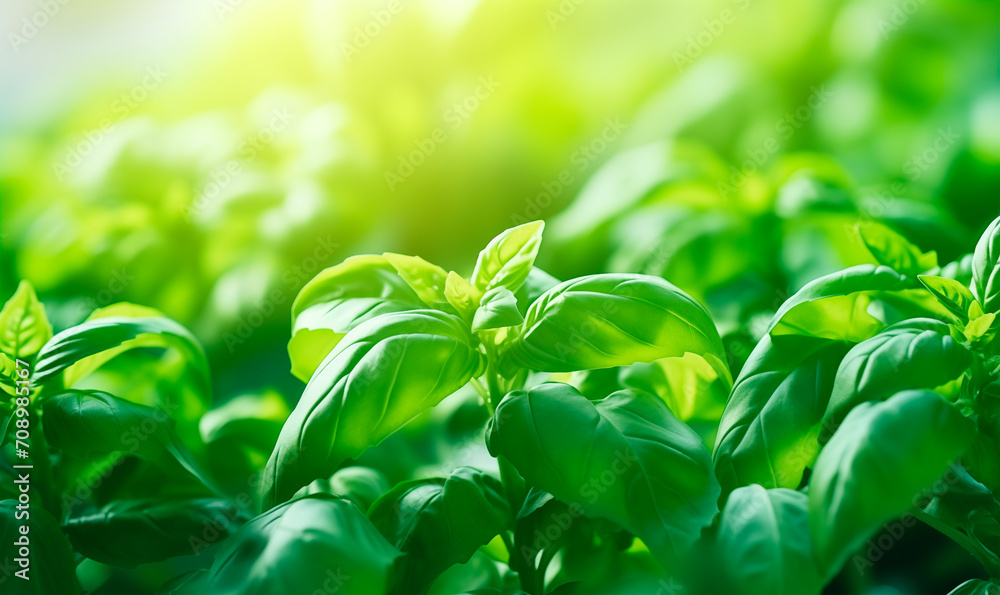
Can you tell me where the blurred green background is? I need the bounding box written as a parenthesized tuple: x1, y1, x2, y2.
(1, 0, 998, 592)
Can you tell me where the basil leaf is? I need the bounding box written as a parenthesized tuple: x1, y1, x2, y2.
(808, 390, 975, 579)
(512, 267, 560, 316)
(822, 319, 972, 437)
(472, 287, 524, 332)
(264, 310, 483, 506)
(919, 274, 977, 321)
(471, 221, 544, 293)
(502, 273, 723, 374)
(293, 466, 390, 512)
(486, 384, 719, 566)
(289, 255, 425, 382)
(33, 313, 210, 402)
(972, 216, 1000, 313)
(445, 271, 480, 319)
(857, 222, 937, 276)
(165, 495, 400, 595)
(0, 499, 80, 594)
(947, 579, 1000, 595)
(63, 498, 245, 567)
(42, 390, 214, 488)
(0, 280, 51, 361)
(708, 486, 823, 595)
(383, 253, 456, 313)
(368, 467, 511, 593)
(713, 337, 850, 494)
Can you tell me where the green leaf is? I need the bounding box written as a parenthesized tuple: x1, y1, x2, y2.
(972, 216, 1000, 313)
(264, 310, 483, 506)
(164, 495, 400, 595)
(32, 311, 210, 404)
(293, 466, 391, 512)
(63, 498, 246, 567)
(857, 222, 937, 275)
(289, 255, 425, 382)
(368, 467, 511, 593)
(965, 312, 997, 343)
(708, 486, 823, 595)
(501, 273, 724, 374)
(713, 338, 850, 494)
(486, 384, 719, 566)
(512, 267, 560, 317)
(472, 287, 524, 332)
(471, 221, 544, 294)
(919, 274, 977, 321)
(0, 280, 51, 360)
(822, 319, 972, 437)
(0, 499, 81, 594)
(42, 390, 213, 488)
(808, 390, 975, 579)
(947, 579, 1000, 595)
(384, 252, 455, 313)
(445, 271, 481, 319)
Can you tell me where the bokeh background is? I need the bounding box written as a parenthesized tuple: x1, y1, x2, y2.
(1, 0, 998, 592)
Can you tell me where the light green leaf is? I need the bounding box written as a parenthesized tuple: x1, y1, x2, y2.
(972, 216, 1000, 313)
(501, 273, 724, 374)
(709, 486, 823, 595)
(33, 310, 210, 403)
(965, 312, 997, 343)
(947, 579, 1000, 595)
(384, 252, 455, 312)
(289, 255, 425, 382)
(822, 319, 972, 436)
(0, 280, 51, 361)
(264, 310, 483, 506)
(0, 499, 81, 594)
(63, 498, 246, 567)
(808, 390, 975, 579)
(471, 221, 544, 294)
(487, 384, 719, 566)
(368, 467, 511, 593)
(472, 287, 524, 332)
(164, 495, 400, 595)
(857, 222, 937, 276)
(919, 274, 976, 321)
(445, 271, 481, 319)
(42, 390, 214, 488)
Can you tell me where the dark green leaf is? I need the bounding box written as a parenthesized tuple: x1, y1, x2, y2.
(502, 273, 724, 374)
(63, 498, 246, 567)
(822, 319, 971, 437)
(264, 310, 483, 506)
(164, 495, 400, 595)
(368, 467, 511, 593)
(947, 579, 1000, 594)
(857, 222, 937, 276)
(709, 486, 823, 595)
(293, 466, 390, 512)
(512, 267, 560, 317)
(487, 384, 719, 566)
(809, 390, 975, 579)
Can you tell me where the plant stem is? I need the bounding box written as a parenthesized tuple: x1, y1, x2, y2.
(911, 507, 1000, 578)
